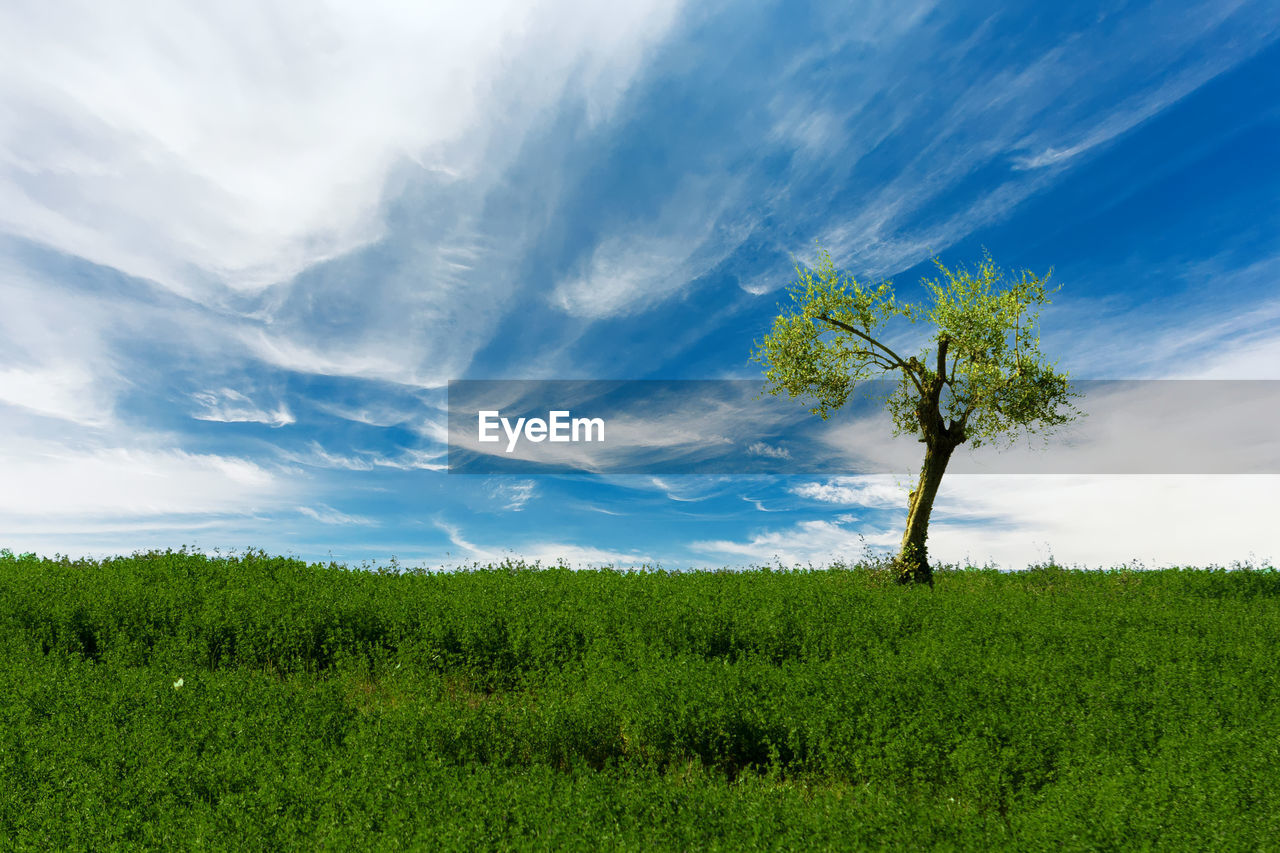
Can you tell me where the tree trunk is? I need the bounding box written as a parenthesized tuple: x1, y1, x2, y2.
(896, 440, 955, 587)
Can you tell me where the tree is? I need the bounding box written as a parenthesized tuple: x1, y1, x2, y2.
(753, 247, 1079, 586)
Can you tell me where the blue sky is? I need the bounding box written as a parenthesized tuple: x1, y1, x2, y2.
(1, 0, 1277, 569)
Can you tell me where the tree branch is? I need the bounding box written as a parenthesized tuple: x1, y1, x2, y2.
(936, 336, 950, 384)
(867, 354, 898, 372)
(815, 314, 926, 396)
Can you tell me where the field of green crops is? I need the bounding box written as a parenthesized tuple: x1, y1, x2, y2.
(1, 548, 1277, 850)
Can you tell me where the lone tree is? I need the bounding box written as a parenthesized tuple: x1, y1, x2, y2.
(753, 248, 1079, 586)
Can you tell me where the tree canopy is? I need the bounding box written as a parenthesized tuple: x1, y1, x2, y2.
(754, 247, 1080, 584)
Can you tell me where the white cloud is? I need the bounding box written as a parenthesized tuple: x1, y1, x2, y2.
(1154, 293, 1280, 381)
(433, 518, 653, 567)
(1192, 333, 1280, 379)
(552, 176, 752, 318)
(283, 443, 377, 472)
(192, 388, 294, 427)
(0, 265, 123, 426)
(0, 0, 688, 404)
(693, 519, 898, 567)
(433, 520, 495, 561)
(391, 449, 449, 472)
(649, 476, 724, 502)
(239, 328, 452, 389)
(807, 2, 1280, 280)
(791, 475, 908, 507)
(280, 441, 446, 472)
(297, 504, 375, 526)
(0, 437, 287, 519)
(487, 479, 537, 512)
(0, 0, 684, 299)
(0, 362, 113, 427)
(312, 400, 419, 428)
(1010, 1, 1276, 171)
(747, 441, 791, 459)
(511, 542, 656, 567)
(1022, 254, 1280, 382)
(0, 264, 311, 551)
(0, 518, 291, 561)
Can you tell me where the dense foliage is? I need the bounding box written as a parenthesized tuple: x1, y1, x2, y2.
(2, 548, 1277, 850)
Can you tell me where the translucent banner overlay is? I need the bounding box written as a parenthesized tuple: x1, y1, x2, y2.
(447, 380, 1280, 475)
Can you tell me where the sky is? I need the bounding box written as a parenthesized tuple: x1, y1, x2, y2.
(1, 0, 1278, 570)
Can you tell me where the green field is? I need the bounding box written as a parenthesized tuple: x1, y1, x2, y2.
(1, 549, 1277, 850)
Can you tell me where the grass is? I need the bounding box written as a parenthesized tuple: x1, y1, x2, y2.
(1, 548, 1278, 850)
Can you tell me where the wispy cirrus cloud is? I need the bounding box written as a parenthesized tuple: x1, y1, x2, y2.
(192, 388, 294, 427)
(487, 480, 537, 512)
(297, 504, 376, 526)
(0, 0, 685, 299)
(692, 518, 897, 567)
(1039, 254, 1280, 380)
(810, 1, 1280, 279)
(0, 0, 689, 410)
(1009, 1, 1278, 171)
(551, 175, 754, 319)
(279, 441, 446, 473)
(433, 518, 654, 567)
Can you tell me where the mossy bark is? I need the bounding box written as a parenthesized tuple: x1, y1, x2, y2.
(896, 440, 957, 587)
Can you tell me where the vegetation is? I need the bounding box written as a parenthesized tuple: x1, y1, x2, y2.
(2, 548, 1278, 850)
(754, 249, 1079, 585)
